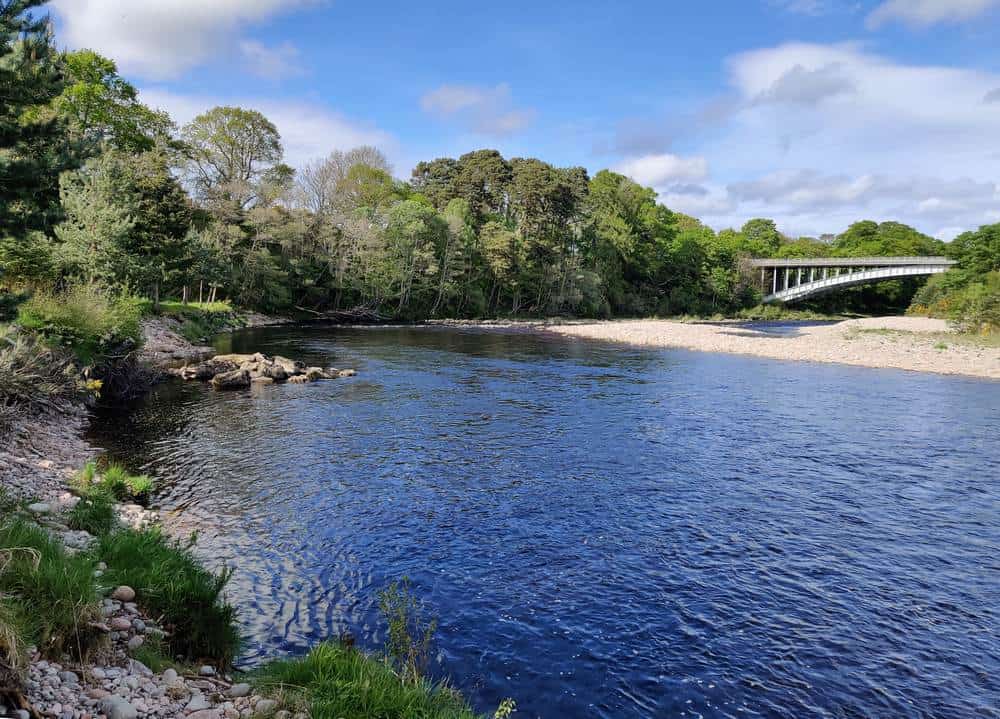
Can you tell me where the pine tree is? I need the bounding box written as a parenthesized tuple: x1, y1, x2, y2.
(0, 0, 76, 241)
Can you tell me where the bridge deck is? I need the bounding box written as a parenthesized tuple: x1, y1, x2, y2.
(751, 256, 957, 304)
(749, 256, 955, 268)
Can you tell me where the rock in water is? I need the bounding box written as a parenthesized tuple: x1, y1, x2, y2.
(338, 368, 357, 378)
(211, 369, 251, 390)
(305, 367, 327, 381)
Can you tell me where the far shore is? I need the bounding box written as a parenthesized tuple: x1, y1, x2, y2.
(540, 316, 999, 380)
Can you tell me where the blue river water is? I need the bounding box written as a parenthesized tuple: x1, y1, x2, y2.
(90, 325, 1000, 718)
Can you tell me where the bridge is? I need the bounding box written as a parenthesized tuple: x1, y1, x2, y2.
(748, 256, 956, 304)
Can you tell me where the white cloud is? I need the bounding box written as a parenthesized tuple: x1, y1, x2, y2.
(770, 0, 834, 16)
(240, 41, 303, 80)
(51, 0, 317, 80)
(985, 88, 1000, 103)
(614, 153, 709, 187)
(866, 0, 1000, 28)
(420, 83, 535, 137)
(675, 42, 1000, 238)
(140, 89, 395, 170)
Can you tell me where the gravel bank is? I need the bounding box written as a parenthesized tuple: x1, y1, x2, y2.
(547, 316, 1000, 380)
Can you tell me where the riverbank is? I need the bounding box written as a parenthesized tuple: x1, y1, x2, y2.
(545, 316, 1000, 379)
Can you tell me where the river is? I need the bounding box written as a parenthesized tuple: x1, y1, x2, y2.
(89, 325, 1000, 718)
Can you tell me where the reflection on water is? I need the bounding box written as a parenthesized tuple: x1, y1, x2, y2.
(90, 326, 1000, 718)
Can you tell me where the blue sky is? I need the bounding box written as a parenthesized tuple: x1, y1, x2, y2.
(50, 0, 1000, 239)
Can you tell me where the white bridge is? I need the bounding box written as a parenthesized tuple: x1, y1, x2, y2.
(749, 256, 956, 304)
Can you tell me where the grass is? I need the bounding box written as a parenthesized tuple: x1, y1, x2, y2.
(0, 326, 83, 429)
(252, 642, 479, 719)
(75, 461, 155, 505)
(138, 299, 237, 344)
(128, 632, 184, 674)
(0, 518, 102, 659)
(67, 487, 117, 536)
(97, 527, 239, 665)
(17, 285, 143, 364)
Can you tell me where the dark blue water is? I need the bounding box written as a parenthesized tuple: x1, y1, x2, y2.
(91, 326, 1000, 718)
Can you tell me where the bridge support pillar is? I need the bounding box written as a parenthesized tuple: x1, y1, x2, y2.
(785, 268, 790, 290)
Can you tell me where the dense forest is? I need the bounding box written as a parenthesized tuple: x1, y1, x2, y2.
(1, 0, 997, 341)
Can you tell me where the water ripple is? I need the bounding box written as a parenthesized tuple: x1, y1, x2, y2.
(90, 326, 1000, 718)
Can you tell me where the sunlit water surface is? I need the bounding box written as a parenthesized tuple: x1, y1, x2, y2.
(90, 325, 1000, 718)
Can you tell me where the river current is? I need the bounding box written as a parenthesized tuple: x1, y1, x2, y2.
(90, 325, 1000, 718)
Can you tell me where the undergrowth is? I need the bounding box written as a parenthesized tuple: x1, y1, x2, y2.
(97, 527, 239, 665)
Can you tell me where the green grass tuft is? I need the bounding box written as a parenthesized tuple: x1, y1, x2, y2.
(100, 464, 154, 503)
(97, 527, 239, 665)
(253, 642, 479, 719)
(67, 487, 117, 536)
(0, 518, 102, 658)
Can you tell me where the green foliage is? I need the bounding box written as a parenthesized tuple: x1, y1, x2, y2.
(97, 527, 240, 665)
(909, 224, 1000, 332)
(17, 284, 143, 363)
(0, 517, 102, 658)
(67, 486, 116, 536)
(252, 642, 478, 719)
(55, 50, 173, 153)
(55, 149, 195, 298)
(379, 578, 437, 684)
(99, 465, 153, 502)
(0, 594, 30, 673)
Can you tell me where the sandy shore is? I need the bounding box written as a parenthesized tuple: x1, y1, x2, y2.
(547, 316, 1000, 380)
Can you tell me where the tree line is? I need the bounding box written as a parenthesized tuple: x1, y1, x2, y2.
(1, 0, 997, 326)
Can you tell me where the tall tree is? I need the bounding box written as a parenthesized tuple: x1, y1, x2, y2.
(181, 106, 283, 211)
(54, 50, 173, 153)
(0, 0, 77, 239)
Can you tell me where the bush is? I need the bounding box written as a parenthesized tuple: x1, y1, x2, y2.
(67, 487, 117, 536)
(252, 642, 478, 719)
(0, 328, 83, 433)
(910, 271, 1000, 333)
(17, 284, 143, 364)
(97, 528, 239, 665)
(0, 518, 101, 658)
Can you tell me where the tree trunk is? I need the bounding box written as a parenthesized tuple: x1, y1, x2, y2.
(199, 280, 204, 304)
(153, 281, 160, 312)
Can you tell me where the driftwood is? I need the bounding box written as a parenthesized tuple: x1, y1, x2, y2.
(293, 305, 388, 324)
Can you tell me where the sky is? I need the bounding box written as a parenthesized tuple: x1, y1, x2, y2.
(49, 0, 1000, 240)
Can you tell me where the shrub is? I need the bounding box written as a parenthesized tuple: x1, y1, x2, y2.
(0, 328, 82, 429)
(67, 487, 117, 536)
(380, 579, 436, 683)
(0, 518, 101, 658)
(97, 528, 239, 665)
(0, 595, 30, 674)
(17, 284, 143, 364)
(252, 642, 478, 719)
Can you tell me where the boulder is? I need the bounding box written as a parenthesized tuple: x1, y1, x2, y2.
(273, 355, 306, 375)
(251, 376, 275, 385)
(212, 354, 256, 365)
(211, 370, 251, 390)
(305, 367, 328, 381)
(338, 369, 357, 378)
(182, 358, 239, 381)
(258, 362, 288, 381)
(287, 375, 310, 384)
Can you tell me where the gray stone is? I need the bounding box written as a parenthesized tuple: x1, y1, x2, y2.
(228, 683, 251, 698)
(110, 617, 132, 631)
(56, 670, 78, 685)
(338, 368, 357, 378)
(186, 694, 213, 711)
(127, 635, 144, 651)
(100, 697, 138, 719)
(162, 668, 178, 683)
(111, 586, 136, 602)
(15, 710, 30, 719)
(27, 502, 51, 514)
(132, 618, 146, 633)
(199, 665, 216, 676)
(254, 699, 278, 716)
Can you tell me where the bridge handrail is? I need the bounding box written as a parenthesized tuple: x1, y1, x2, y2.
(748, 256, 956, 268)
